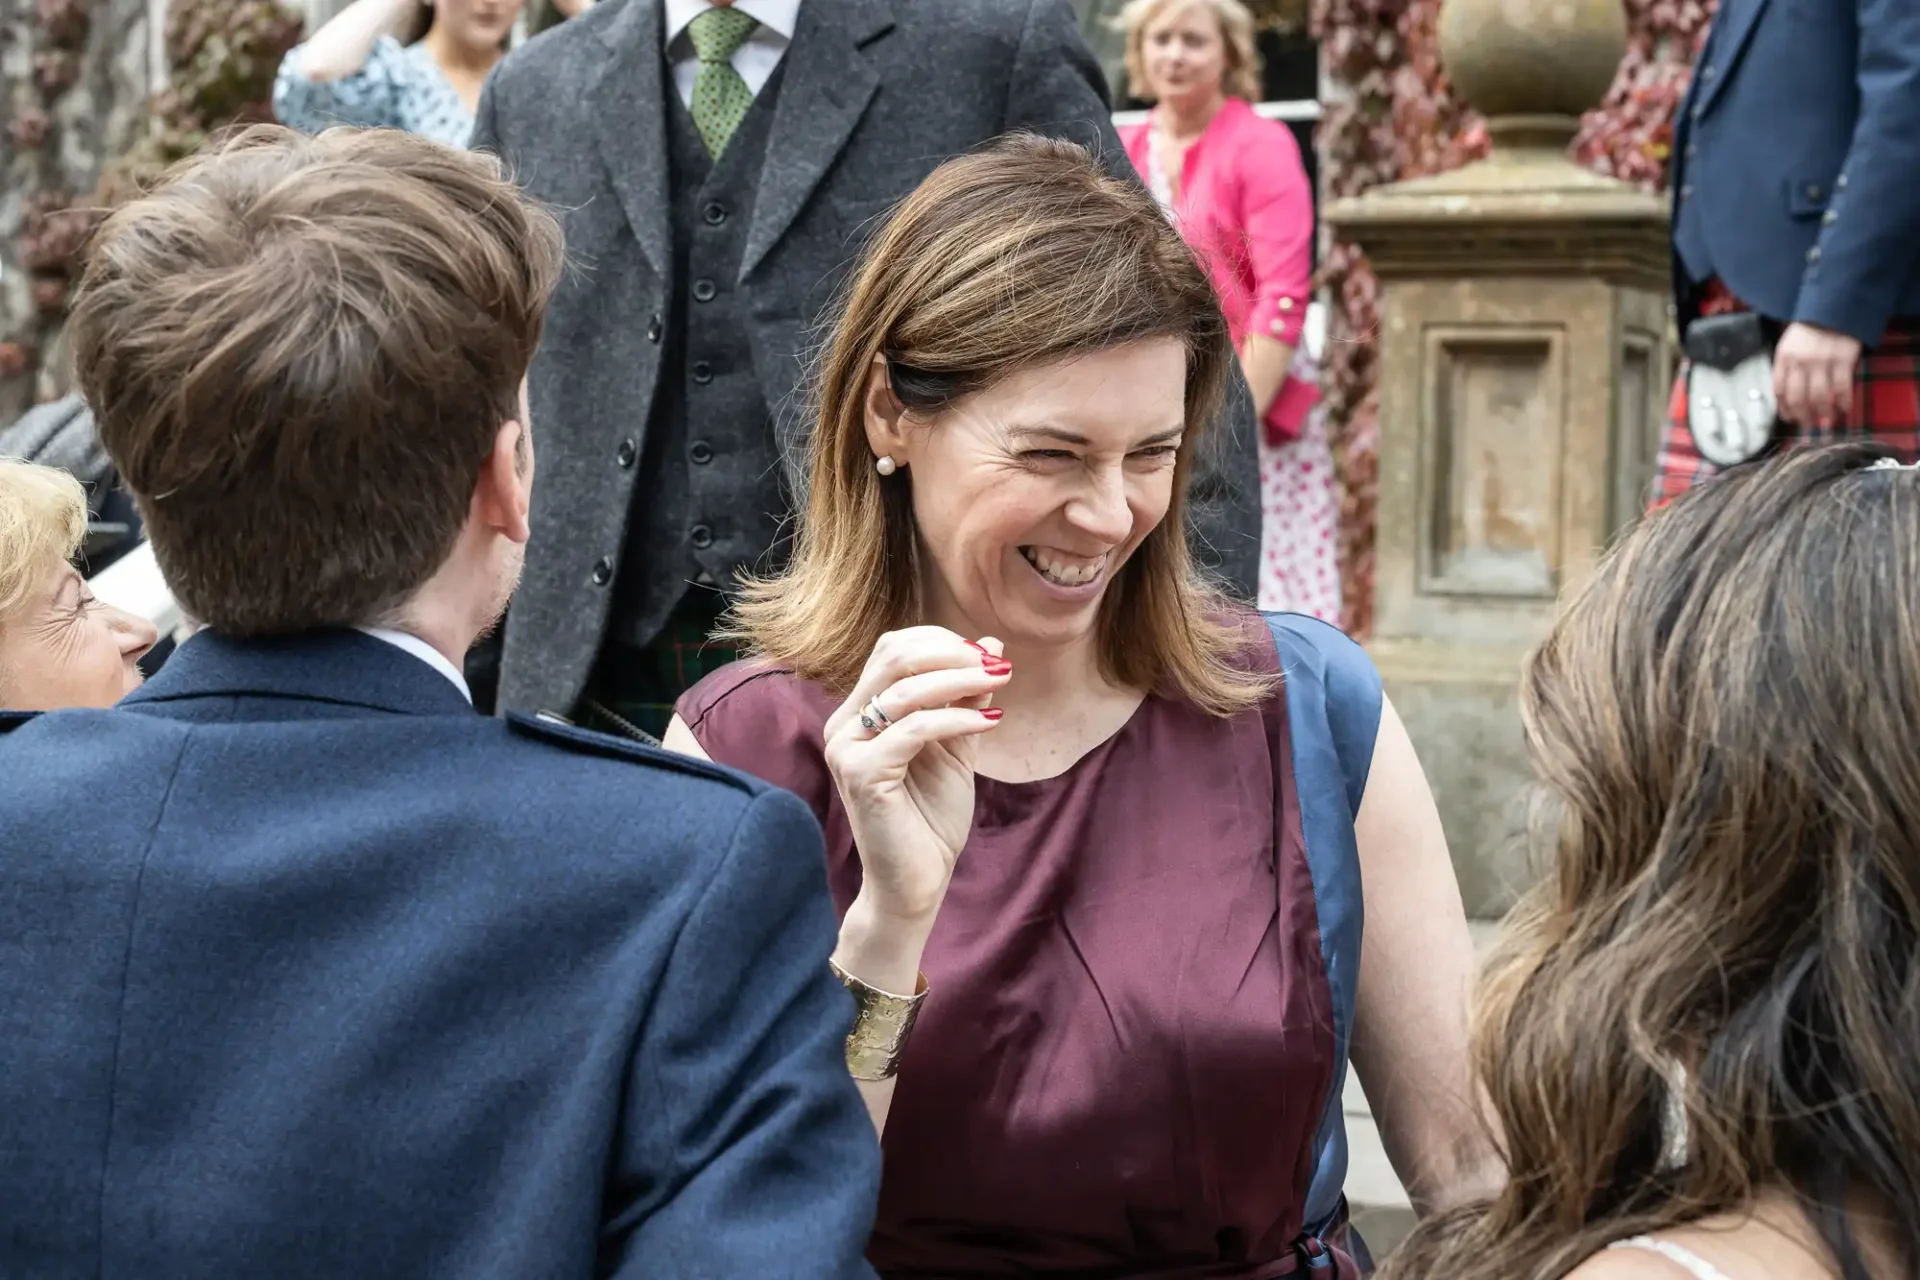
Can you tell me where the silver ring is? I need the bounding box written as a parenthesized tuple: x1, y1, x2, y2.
(859, 696, 893, 733)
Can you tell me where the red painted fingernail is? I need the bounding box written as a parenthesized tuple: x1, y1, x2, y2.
(983, 658, 1012, 675)
(965, 640, 988, 654)
(980, 708, 1004, 721)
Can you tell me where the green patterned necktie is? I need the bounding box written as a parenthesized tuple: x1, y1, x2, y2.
(686, 6, 761, 158)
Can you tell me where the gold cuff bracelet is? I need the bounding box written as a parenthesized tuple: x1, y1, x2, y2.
(829, 959, 928, 1082)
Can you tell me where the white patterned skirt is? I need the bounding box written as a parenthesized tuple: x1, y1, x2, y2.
(1256, 341, 1342, 625)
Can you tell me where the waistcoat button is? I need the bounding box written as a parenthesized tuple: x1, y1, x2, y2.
(703, 202, 728, 226)
(691, 360, 713, 384)
(590, 556, 613, 586)
(692, 278, 717, 303)
(616, 439, 637, 468)
(689, 441, 714, 464)
(646, 314, 662, 343)
(690, 524, 714, 549)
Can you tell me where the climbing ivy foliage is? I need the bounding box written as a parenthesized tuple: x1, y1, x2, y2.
(1573, 0, 1717, 186)
(1312, 0, 1713, 634)
(96, 0, 303, 205)
(1, 0, 96, 387)
(1, 0, 298, 403)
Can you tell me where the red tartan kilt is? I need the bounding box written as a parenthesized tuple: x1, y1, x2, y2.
(1651, 327, 1920, 509)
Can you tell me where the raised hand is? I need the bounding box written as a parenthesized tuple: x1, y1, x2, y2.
(824, 627, 1009, 929)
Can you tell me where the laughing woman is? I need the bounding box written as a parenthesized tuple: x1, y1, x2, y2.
(663, 136, 1495, 1277)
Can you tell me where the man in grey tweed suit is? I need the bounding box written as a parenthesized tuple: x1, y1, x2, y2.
(469, 0, 1260, 729)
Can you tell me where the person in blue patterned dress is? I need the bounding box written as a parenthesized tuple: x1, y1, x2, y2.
(274, 0, 591, 149)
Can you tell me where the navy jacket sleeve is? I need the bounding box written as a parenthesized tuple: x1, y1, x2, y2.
(604, 787, 880, 1278)
(1792, 0, 1920, 342)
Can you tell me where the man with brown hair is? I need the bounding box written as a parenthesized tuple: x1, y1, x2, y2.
(0, 126, 880, 1280)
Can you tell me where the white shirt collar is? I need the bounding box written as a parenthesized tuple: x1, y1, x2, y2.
(664, 0, 801, 47)
(356, 627, 473, 705)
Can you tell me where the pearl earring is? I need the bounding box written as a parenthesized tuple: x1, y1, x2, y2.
(875, 456, 898, 476)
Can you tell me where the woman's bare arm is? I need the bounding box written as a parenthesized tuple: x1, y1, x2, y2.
(293, 0, 420, 81)
(1239, 334, 1295, 417)
(1348, 696, 1503, 1215)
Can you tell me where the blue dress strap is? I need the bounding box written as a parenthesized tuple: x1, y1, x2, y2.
(1264, 611, 1383, 1231)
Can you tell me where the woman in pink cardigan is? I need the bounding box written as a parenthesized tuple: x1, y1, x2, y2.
(1117, 0, 1338, 623)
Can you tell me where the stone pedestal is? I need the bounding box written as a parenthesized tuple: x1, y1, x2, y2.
(1325, 0, 1669, 917)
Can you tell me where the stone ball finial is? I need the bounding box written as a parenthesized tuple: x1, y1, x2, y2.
(1438, 0, 1628, 146)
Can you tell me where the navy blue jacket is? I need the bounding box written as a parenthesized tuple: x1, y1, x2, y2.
(0, 630, 879, 1279)
(1671, 0, 1920, 341)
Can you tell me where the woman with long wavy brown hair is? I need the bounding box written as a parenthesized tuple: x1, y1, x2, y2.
(1382, 444, 1920, 1280)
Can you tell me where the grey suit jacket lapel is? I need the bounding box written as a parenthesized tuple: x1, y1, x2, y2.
(740, 0, 895, 280)
(591, 0, 672, 281)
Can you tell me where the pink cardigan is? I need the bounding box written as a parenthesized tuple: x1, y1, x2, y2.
(1120, 97, 1315, 353)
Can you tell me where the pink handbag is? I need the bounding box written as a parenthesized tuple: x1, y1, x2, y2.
(1263, 373, 1321, 446)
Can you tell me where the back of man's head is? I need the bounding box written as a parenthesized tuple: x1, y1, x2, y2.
(67, 125, 564, 635)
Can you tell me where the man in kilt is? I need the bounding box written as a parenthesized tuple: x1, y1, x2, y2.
(1655, 0, 1920, 508)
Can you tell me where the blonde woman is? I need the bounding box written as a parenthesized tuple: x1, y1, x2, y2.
(664, 136, 1494, 1276)
(1116, 0, 1339, 624)
(0, 459, 155, 710)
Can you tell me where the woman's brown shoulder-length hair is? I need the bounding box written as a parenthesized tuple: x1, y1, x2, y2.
(727, 133, 1271, 716)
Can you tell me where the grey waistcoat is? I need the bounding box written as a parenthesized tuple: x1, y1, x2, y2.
(610, 65, 789, 647)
